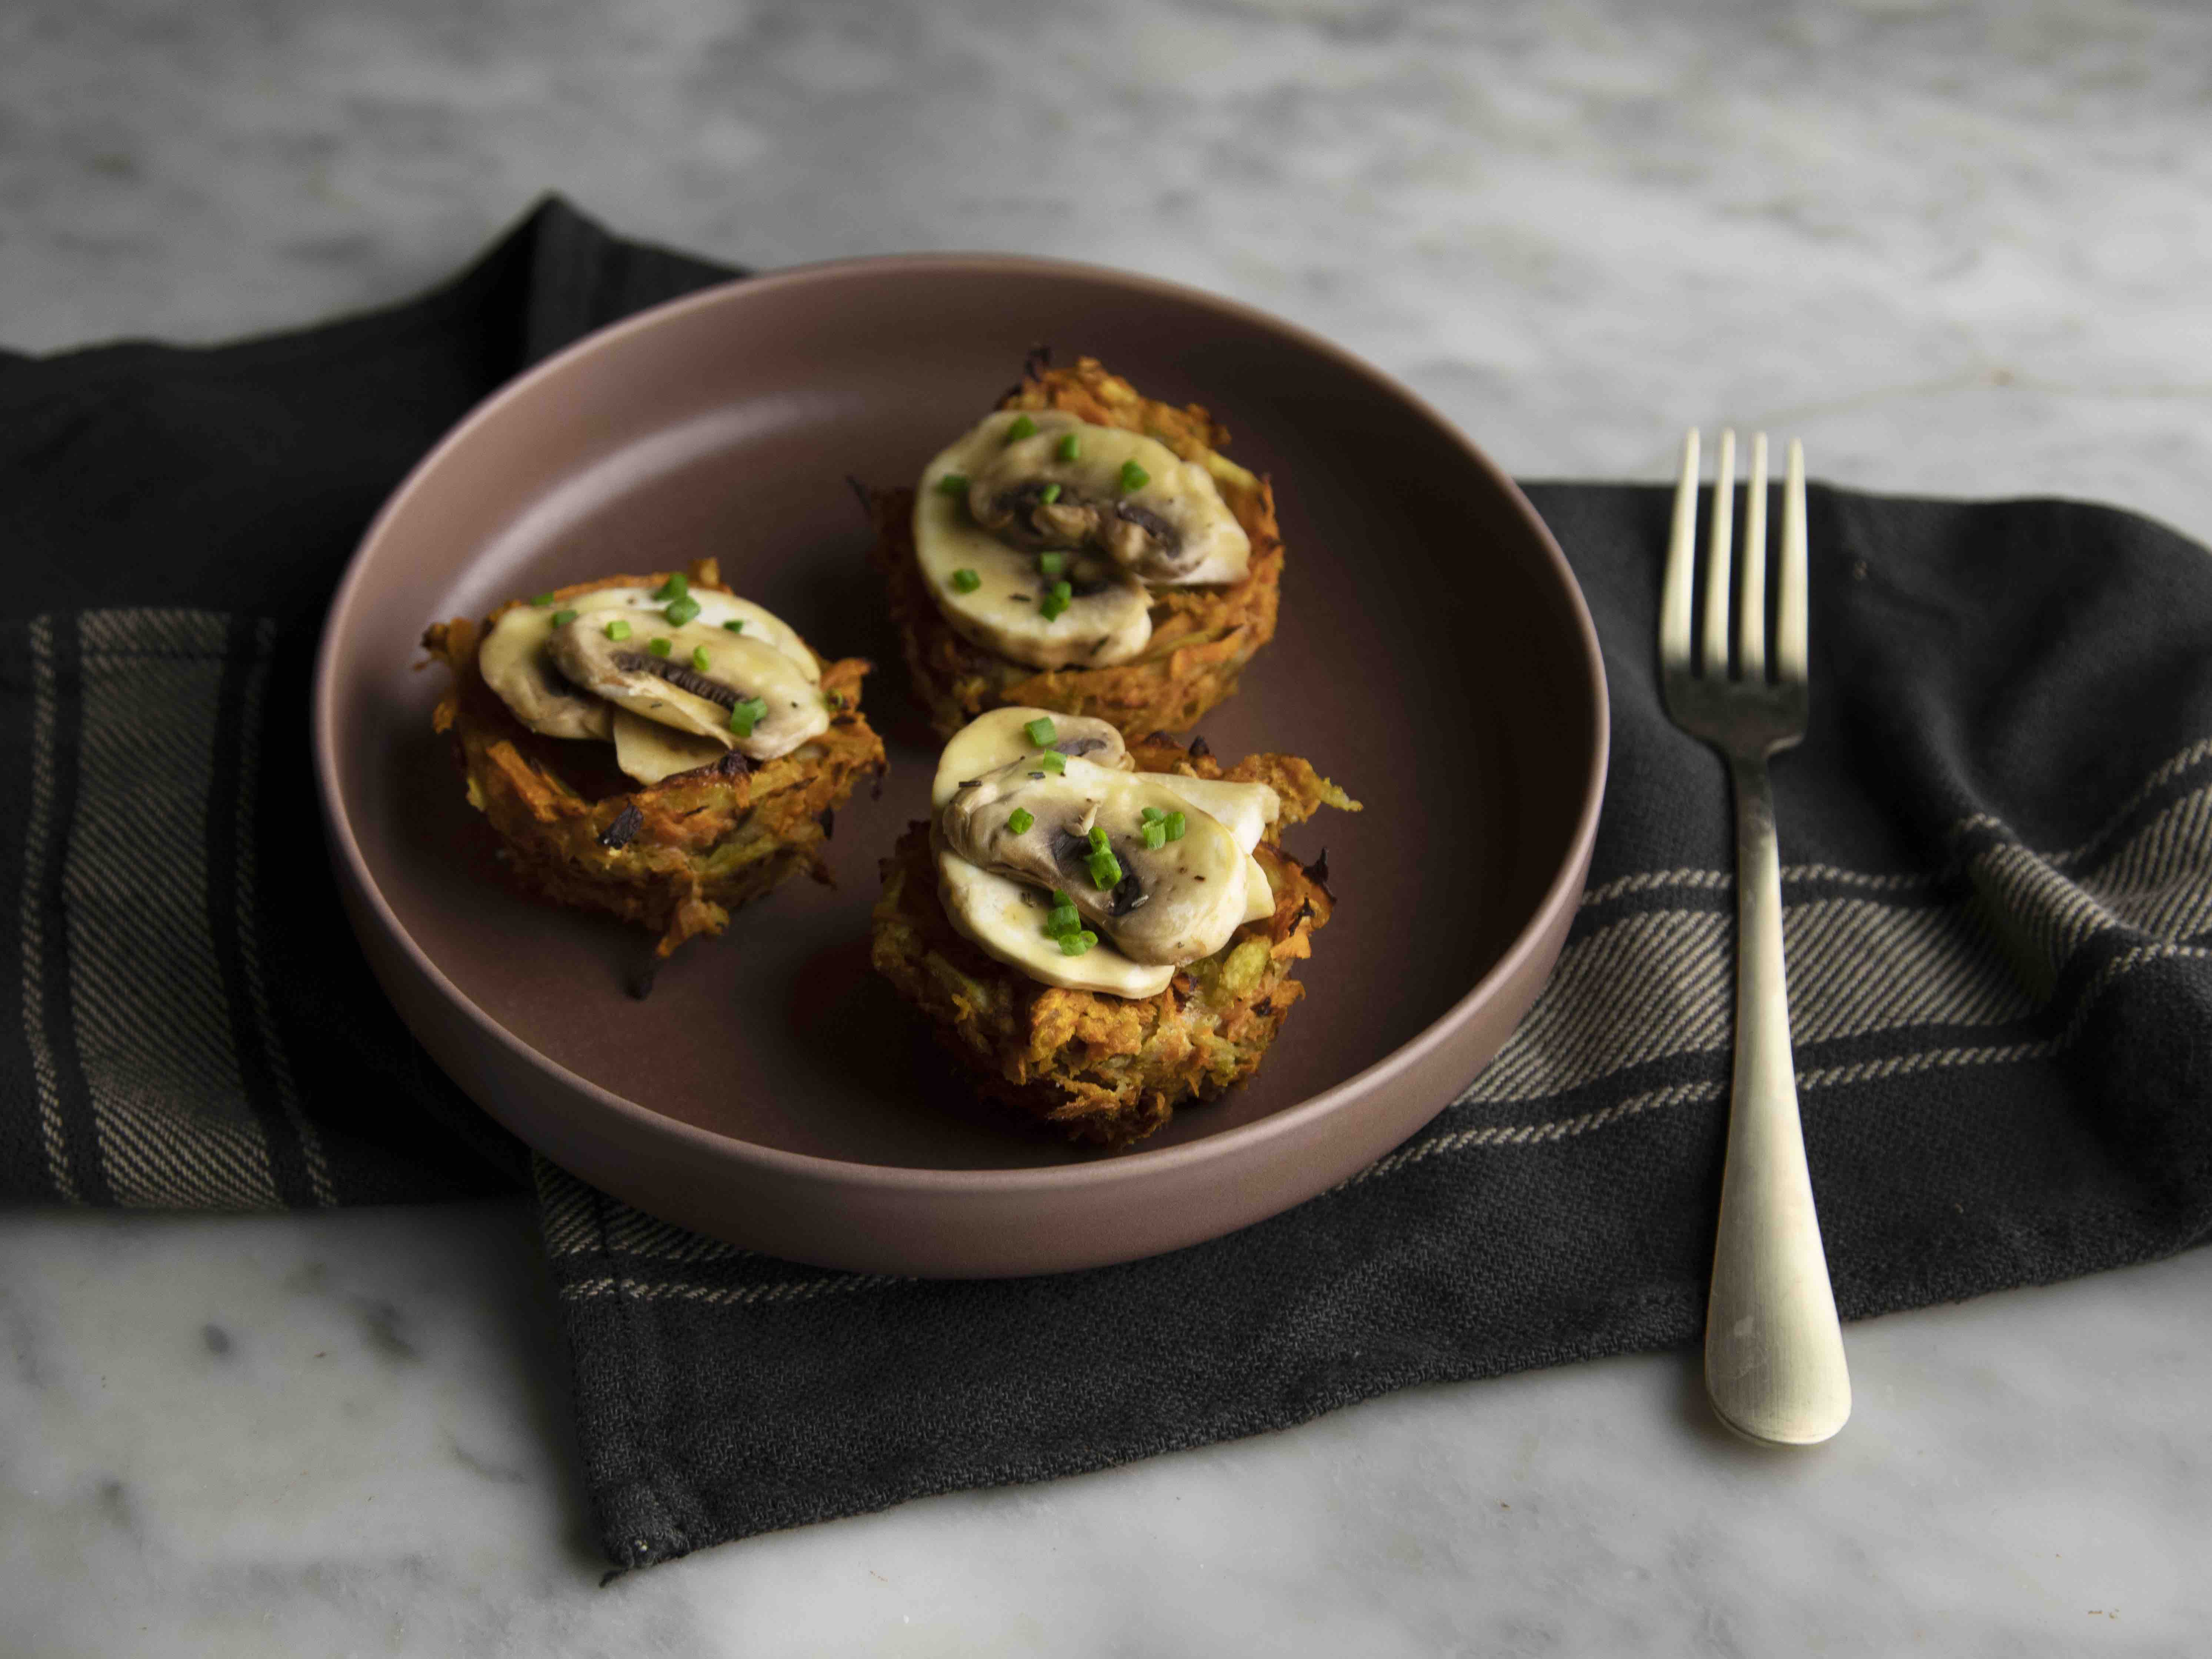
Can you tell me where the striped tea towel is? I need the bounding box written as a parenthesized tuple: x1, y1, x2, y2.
(5, 199, 2209, 1569)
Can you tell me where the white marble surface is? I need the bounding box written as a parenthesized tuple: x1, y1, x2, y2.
(5, 0, 2212, 1651)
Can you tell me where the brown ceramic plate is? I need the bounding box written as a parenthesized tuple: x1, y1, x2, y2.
(314, 256, 1607, 1277)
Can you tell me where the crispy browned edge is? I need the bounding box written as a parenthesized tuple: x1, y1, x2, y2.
(869, 736, 1358, 1149)
(422, 557, 888, 958)
(867, 355, 1285, 740)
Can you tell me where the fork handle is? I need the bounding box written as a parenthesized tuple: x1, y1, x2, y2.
(1704, 753, 1852, 1445)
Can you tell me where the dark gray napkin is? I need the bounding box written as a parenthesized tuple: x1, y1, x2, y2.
(5, 199, 2209, 1568)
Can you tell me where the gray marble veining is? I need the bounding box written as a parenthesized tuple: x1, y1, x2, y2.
(4, 0, 2211, 1652)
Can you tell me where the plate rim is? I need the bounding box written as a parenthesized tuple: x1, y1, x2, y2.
(312, 248, 1609, 1196)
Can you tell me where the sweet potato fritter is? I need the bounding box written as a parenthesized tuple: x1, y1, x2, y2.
(870, 735, 1357, 1148)
(870, 356, 1284, 739)
(424, 558, 886, 959)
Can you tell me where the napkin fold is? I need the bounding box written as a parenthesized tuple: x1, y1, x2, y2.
(6, 199, 2209, 1568)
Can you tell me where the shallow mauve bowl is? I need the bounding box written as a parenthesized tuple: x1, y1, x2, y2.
(313, 254, 1607, 1277)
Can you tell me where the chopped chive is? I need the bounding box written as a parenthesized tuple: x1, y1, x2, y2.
(1087, 825, 1110, 852)
(1087, 850, 1122, 890)
(1117, 459, 1149, 493)
(1005, 414, 1037, 442)
(1044, 902, 1080, 937)
(1163, 811, 1187, 842)
(1040, 580, 1073, 621)
(1142, 820, 1168, 849)
(1036, 552, 1068, 578)
(650, 572, 688, 602)
(1140, 806, 1165, 823)
(691, 646, 711, 670)
(1007, 807, 1035, 834)
(1038, 483, 1062, 505)
(1058, 929, 1098, 957)
(1023, 716, 1057, 746)
(951, 568, 982, 594)
(936, 472, 969, 496)
(664, 597, 701, 627)
(1054, 889, 1074, 908)
(729, 696, 768, 738)
(648, 637, 673, 658)
(1034, 751, 1066, 774)
(604, 619, 633, 641)
(723, 618, 746, 632)
(1055, 432, 1080, 462)
(550, 608, 579, 627)
(530, 592, 556, 607)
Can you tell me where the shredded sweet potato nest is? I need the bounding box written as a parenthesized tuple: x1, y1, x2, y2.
(869, 737, 1358, 1148)
(869, 355, 1284, 740)
(423, 558, 887, 958)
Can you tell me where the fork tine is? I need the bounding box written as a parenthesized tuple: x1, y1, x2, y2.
(1700, 429, 1735, 677)
(1661, 428, 1699, 673)
(1739, 433, 1769, 679)
(1775, 438, 1808, 685)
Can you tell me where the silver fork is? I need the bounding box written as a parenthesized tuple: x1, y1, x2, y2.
(1661, 429, 1851, 1446)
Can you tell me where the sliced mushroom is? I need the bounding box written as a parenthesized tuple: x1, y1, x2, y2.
(1131, 774, 1280, 854)
(940, 753, 1252, 965)
(478, 595, 627, 740)
(935, 847, 1174, 997)
(610, 709, 732, 786)
(931, 706, 1128, 809)
(959, 410, 1251, 588)
(546, 617, 830, 761)
(1240, 853, 1275, 924)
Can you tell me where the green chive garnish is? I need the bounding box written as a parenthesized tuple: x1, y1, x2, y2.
(1058, 929, 1098, 957)
(691, 646, 711, 670)
(1007, 807, 1035, 834)
(1044, 901, 1081, 938)
(1038, 483, 1062, 505)
(1055, 432, 1080, 461)
(604, 619, 632, 641)
(937, 473, 969, 496)
(729, 696, 768, 738)
(1117, 459, 1149, 493)
(530, 592, 556, 607)
(664, 597, 701, 627)
(1142, 821, 1168, 850)
(1024, 717, 1057, 746)
(951, 568, 981, 594)
(1163, 811, 1187, 842)
(1040, 580, 1073, 621)
(550, 608, 579, 627)
(1034, 751, 1066, 774)
(650, 573, 688, 602)
(1087, 851, 1122, 890)
(648, 637, 673, 658)
(1006, 414, 1037, 442)
(723, 618, 746, 632)
(1087, 825, 1110, 852)
(1140, 806, 1165, 823)
(1037, 552, 1068, 577)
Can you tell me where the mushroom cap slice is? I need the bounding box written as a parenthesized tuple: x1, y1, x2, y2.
(610, 709, 736, 786)
(935, 845, 1174, 998)
(913, 415, 1154, 671)
(931, 707, 1128, 810)
(478, 584, 820, 740)
(546, 617, 830, 761)
(939, 753, 1254, 966)
(964, 410, 1251, 588)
